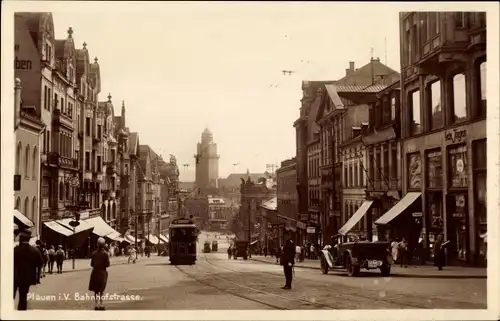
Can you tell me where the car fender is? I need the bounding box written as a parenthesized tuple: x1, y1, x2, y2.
(344, 249, 358, 265)
(320, 249, 334, 268)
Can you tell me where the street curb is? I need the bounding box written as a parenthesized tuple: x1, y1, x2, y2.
(51, 256, 165, 274)
(250, 257, 320, 270)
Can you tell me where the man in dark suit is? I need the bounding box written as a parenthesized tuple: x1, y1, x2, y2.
(280, 238, 295, 290)
(14, 229, 43, 310)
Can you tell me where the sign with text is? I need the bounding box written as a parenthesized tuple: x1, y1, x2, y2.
(445, 128, 466, 144)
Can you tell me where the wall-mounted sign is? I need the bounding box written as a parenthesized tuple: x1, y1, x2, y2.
(307, 227, 316, 234)
(445, 129, 466, 144)
(412, 212, 422, 217)
(456, 159, 465, 173)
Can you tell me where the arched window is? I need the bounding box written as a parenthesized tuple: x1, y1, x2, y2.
(59, 182, 64, 201)
(15, 196, 21, 210)
(32, 197, 37, 223)
(16, 142, 22, 175)
(24, 196, 30, 217)
(66, 182, 70, 201)
(32, 146, 38, 180)
(25, 145, 30, 178)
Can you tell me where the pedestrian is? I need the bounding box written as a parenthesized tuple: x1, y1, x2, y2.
(14, 229, 43, 310)
(280, 238, 295, 290)
(227, 246, 232, 259)
(47, 245, 56, 274)
(398, 238, 408, 268)
(55, 245, 65, 274)
(89, 237, 110, 310)
(35, 240, 44, 283)
(128, 246, 136, 264)
(275, 246, 281, 264)
(391, 238, 399, 263)
(434, 233, 446, 270)
(310, 244, 315, 260)
(145, 246, 150, 258)
(41, 246, 49, 278)
(295, 244, 301, 262)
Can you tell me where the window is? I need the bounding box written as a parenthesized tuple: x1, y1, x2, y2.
(85, 151, 90, 170)
(31, 197, 36, 222)
(61, 97, 65, 113)
(382, 96, 391, 125)
(86, 117, 91, 136)
(47, 130, 51, 152)
(427, 150, 442, 188)
(44, 86, 49, 110)
(455, 12, 466, 28)
(97, 156, 102, 172)
(47, 88, 52, 111)
(359, 162, 364, 187)
(66, 183, 70, 200)
(16, 142, 22, 175)
(383, 146, 389, 181)
(448, 145, 468, 187)
(44, 43, 52, 62)
(479, 61, 486, 117)
(429, 80, 443, 129)
(68, 66, 74, 82)
(368, 148, 374, 182)
(24, 197, 30, 217)
(59, 182, 64, 201)
(410, 90, 421, 135)
(15, 197, 21, 210)
(420, 13, 428, 43)
(97, 124, 102, 138)
(68, 102, 73, 117)
(375, 151, 381, 180)
(391, 97, 396, 121)
(24, 145, 30, 178)
(32, 146, 37, 180)
(429, 12, 438, 36)
(354, 161, 358, 187)
(349, 163, 353, 187)
(452, 73, 467, 122)
(75, 150, 79, 167)
(391, 145, 397, 179)
(54, 93, 58, 109)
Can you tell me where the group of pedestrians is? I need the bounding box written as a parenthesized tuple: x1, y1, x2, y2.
(14, 229, 111, 311)
(390, 233, 449, 270)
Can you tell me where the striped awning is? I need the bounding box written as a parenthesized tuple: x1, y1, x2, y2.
(147, 234, 159, 245)
(158, 234, 169, 243)
(14, 209, 34, 228)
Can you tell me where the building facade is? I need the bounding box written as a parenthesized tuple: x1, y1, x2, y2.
(394, 12, 486, 266)
(195, 128, 219, 191)
(14, 78, 45, 236)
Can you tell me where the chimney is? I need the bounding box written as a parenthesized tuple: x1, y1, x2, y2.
(14, 78, 21, 129)
(346, 61, 355, 76)
(121, 101, 126, 128)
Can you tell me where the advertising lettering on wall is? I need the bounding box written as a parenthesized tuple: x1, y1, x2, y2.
(444, 129, 467, 144)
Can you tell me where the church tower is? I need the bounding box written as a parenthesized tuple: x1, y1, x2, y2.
(195, 128, 219, 190)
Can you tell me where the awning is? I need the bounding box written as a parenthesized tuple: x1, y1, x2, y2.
(14, 209, 35, 228)
(338, 200, 374, 236)
(250, 240, 258, 245)
(85, 216, 120, 238)
(44, 221, 74, 237)
(14, 223, 19, 231)
(57, 218, 94, 234)
(375, 192, 421, 225)
(147, 234, 159, 245)
(124, 234, 136, 244)
(158, 234, 169, 243)
(105, 230, 123, 242)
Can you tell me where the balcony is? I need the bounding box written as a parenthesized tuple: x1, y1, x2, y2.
(52, 109, 73, 130)
(46, 152, 78, 169)
(93, 172, 104, 182)
(83, 172, 92, 181)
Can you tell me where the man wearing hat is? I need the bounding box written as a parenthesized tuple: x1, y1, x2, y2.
(14, 229, 43, 310)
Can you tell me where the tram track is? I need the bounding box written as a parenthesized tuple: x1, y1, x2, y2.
(202, 253, 439, 309)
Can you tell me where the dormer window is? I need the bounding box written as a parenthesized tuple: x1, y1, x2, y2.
(68, 66, 74, 83)
(44, 42, 52, 63)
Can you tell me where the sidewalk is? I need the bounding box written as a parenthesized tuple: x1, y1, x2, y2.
(251, 255, 487, 279)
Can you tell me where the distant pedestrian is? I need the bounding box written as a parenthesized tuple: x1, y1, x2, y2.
(35, 240, 44, 283)
(275, 246, 282, 264)
(47, 245, 56, 274)
(128, 246, 136, 264)
(434, 233, 446, 270)
(280, 238, 295, 290)
(391, 239, 399, 263)
(398, 238, 408, 268)
(14, 229, 43, 310)
(295, 244, 301, 262)
(55, 245, 65, 274)
(89, 237, 110, 310)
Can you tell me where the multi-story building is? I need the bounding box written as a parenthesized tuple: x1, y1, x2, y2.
(126, 132, 140, 240)
(313, 59, 400, 244)
(158, 155, 180, 231)
(207, 196, 228, 230)
(184, 196, 209, 228)
(195, 128, 219, 191)
(14, 78, 45, 236)
(275, 158, 306, 244)
(362, 80, 403, 242)
(378, 12, 486, 266)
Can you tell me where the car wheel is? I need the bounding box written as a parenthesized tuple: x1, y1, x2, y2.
(346, 256, 360, 277)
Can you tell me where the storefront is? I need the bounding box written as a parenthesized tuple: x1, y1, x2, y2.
(402, 120, 486, 265)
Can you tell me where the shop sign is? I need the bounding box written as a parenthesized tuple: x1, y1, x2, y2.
(453, 212, 465, 218)
(445, 129, 467, 144)
(307, 227, 316, 234)
(412, 212, 422, 217)
(297, 221, 307, 230)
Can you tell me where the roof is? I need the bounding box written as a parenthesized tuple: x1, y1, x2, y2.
(129, 132, 139, 155)
(218, 173, 266, 188)
(260, 197, 277, 211)
(336, 84, 388, 93)
(336, 59, 400, 86)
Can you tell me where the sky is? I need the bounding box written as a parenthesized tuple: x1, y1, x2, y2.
(47, 3, 403, 181)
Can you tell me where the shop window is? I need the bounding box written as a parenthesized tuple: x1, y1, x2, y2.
(428, 192, 443, 230)
(446, 194, 468, 261)
(448, 145, 468, 187)
(426, 149, 442, 188)
(410, 90, 421, 135)
(407, 153, 422, 189)
(391, 97, 396, 121)
(429, 80, 443, 130)
(452, 73, 467, 123)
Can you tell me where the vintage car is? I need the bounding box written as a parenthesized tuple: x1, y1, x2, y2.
(202, 241, 211, 253)
(212, 240, 218, 252)
(320, 241, 392, 277)
(232, 241, 249, 260)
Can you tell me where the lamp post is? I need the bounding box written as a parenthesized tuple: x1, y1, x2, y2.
(65, 173, 87, 270)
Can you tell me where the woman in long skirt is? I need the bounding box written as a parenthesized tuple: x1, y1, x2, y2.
(89, 237, 110, 310)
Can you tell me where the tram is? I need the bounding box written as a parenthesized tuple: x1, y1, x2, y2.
(169, 218, 197, 265)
